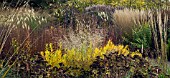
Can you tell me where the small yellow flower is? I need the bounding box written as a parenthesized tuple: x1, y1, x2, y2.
(49, 43, 53, 52)
(120, 45, 130, 56)
(50, 26, 54, 29)
(130, 51, 142, 58)
(130, 53, 135, 58)
(118, 45, 124, 50)
(124, 50, 129, 56)
(94, 48, 100, 56)
(40, 51, 44, 57)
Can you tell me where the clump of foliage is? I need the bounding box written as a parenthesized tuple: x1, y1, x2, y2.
(10, 52, 70, 78)
(123, 23, 152, 54)
(58, 29, 105, 50)
(40, 40, 142, 77)
(89, 51, 168, 78)
(89, 51, 149, 78)
(0, 38, 68, 78)
(0, 8, 48, 30)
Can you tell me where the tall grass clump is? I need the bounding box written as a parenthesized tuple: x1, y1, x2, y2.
(0, 7, 47, 30)
(113, 8, 148, 36)
(0, 7, 49, 77)
(149, 9, 169, 72)
(58, 28, 105, 50)
(0, 7, 49, 53)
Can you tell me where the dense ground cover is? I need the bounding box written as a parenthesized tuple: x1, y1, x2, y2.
(0, 0, 170, 78)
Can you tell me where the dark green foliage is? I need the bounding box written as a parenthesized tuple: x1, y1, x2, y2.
(123, 23, 152, 53)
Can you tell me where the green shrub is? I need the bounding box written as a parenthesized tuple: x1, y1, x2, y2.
(123, 23, 152, 53)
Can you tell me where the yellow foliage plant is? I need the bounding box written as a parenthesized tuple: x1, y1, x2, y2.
(41, 40, 142, 71)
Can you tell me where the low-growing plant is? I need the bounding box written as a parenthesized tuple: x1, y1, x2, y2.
(41, 40, 142, 77)
(90, 51, 149, 78)
(89, 51, 168, 78)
